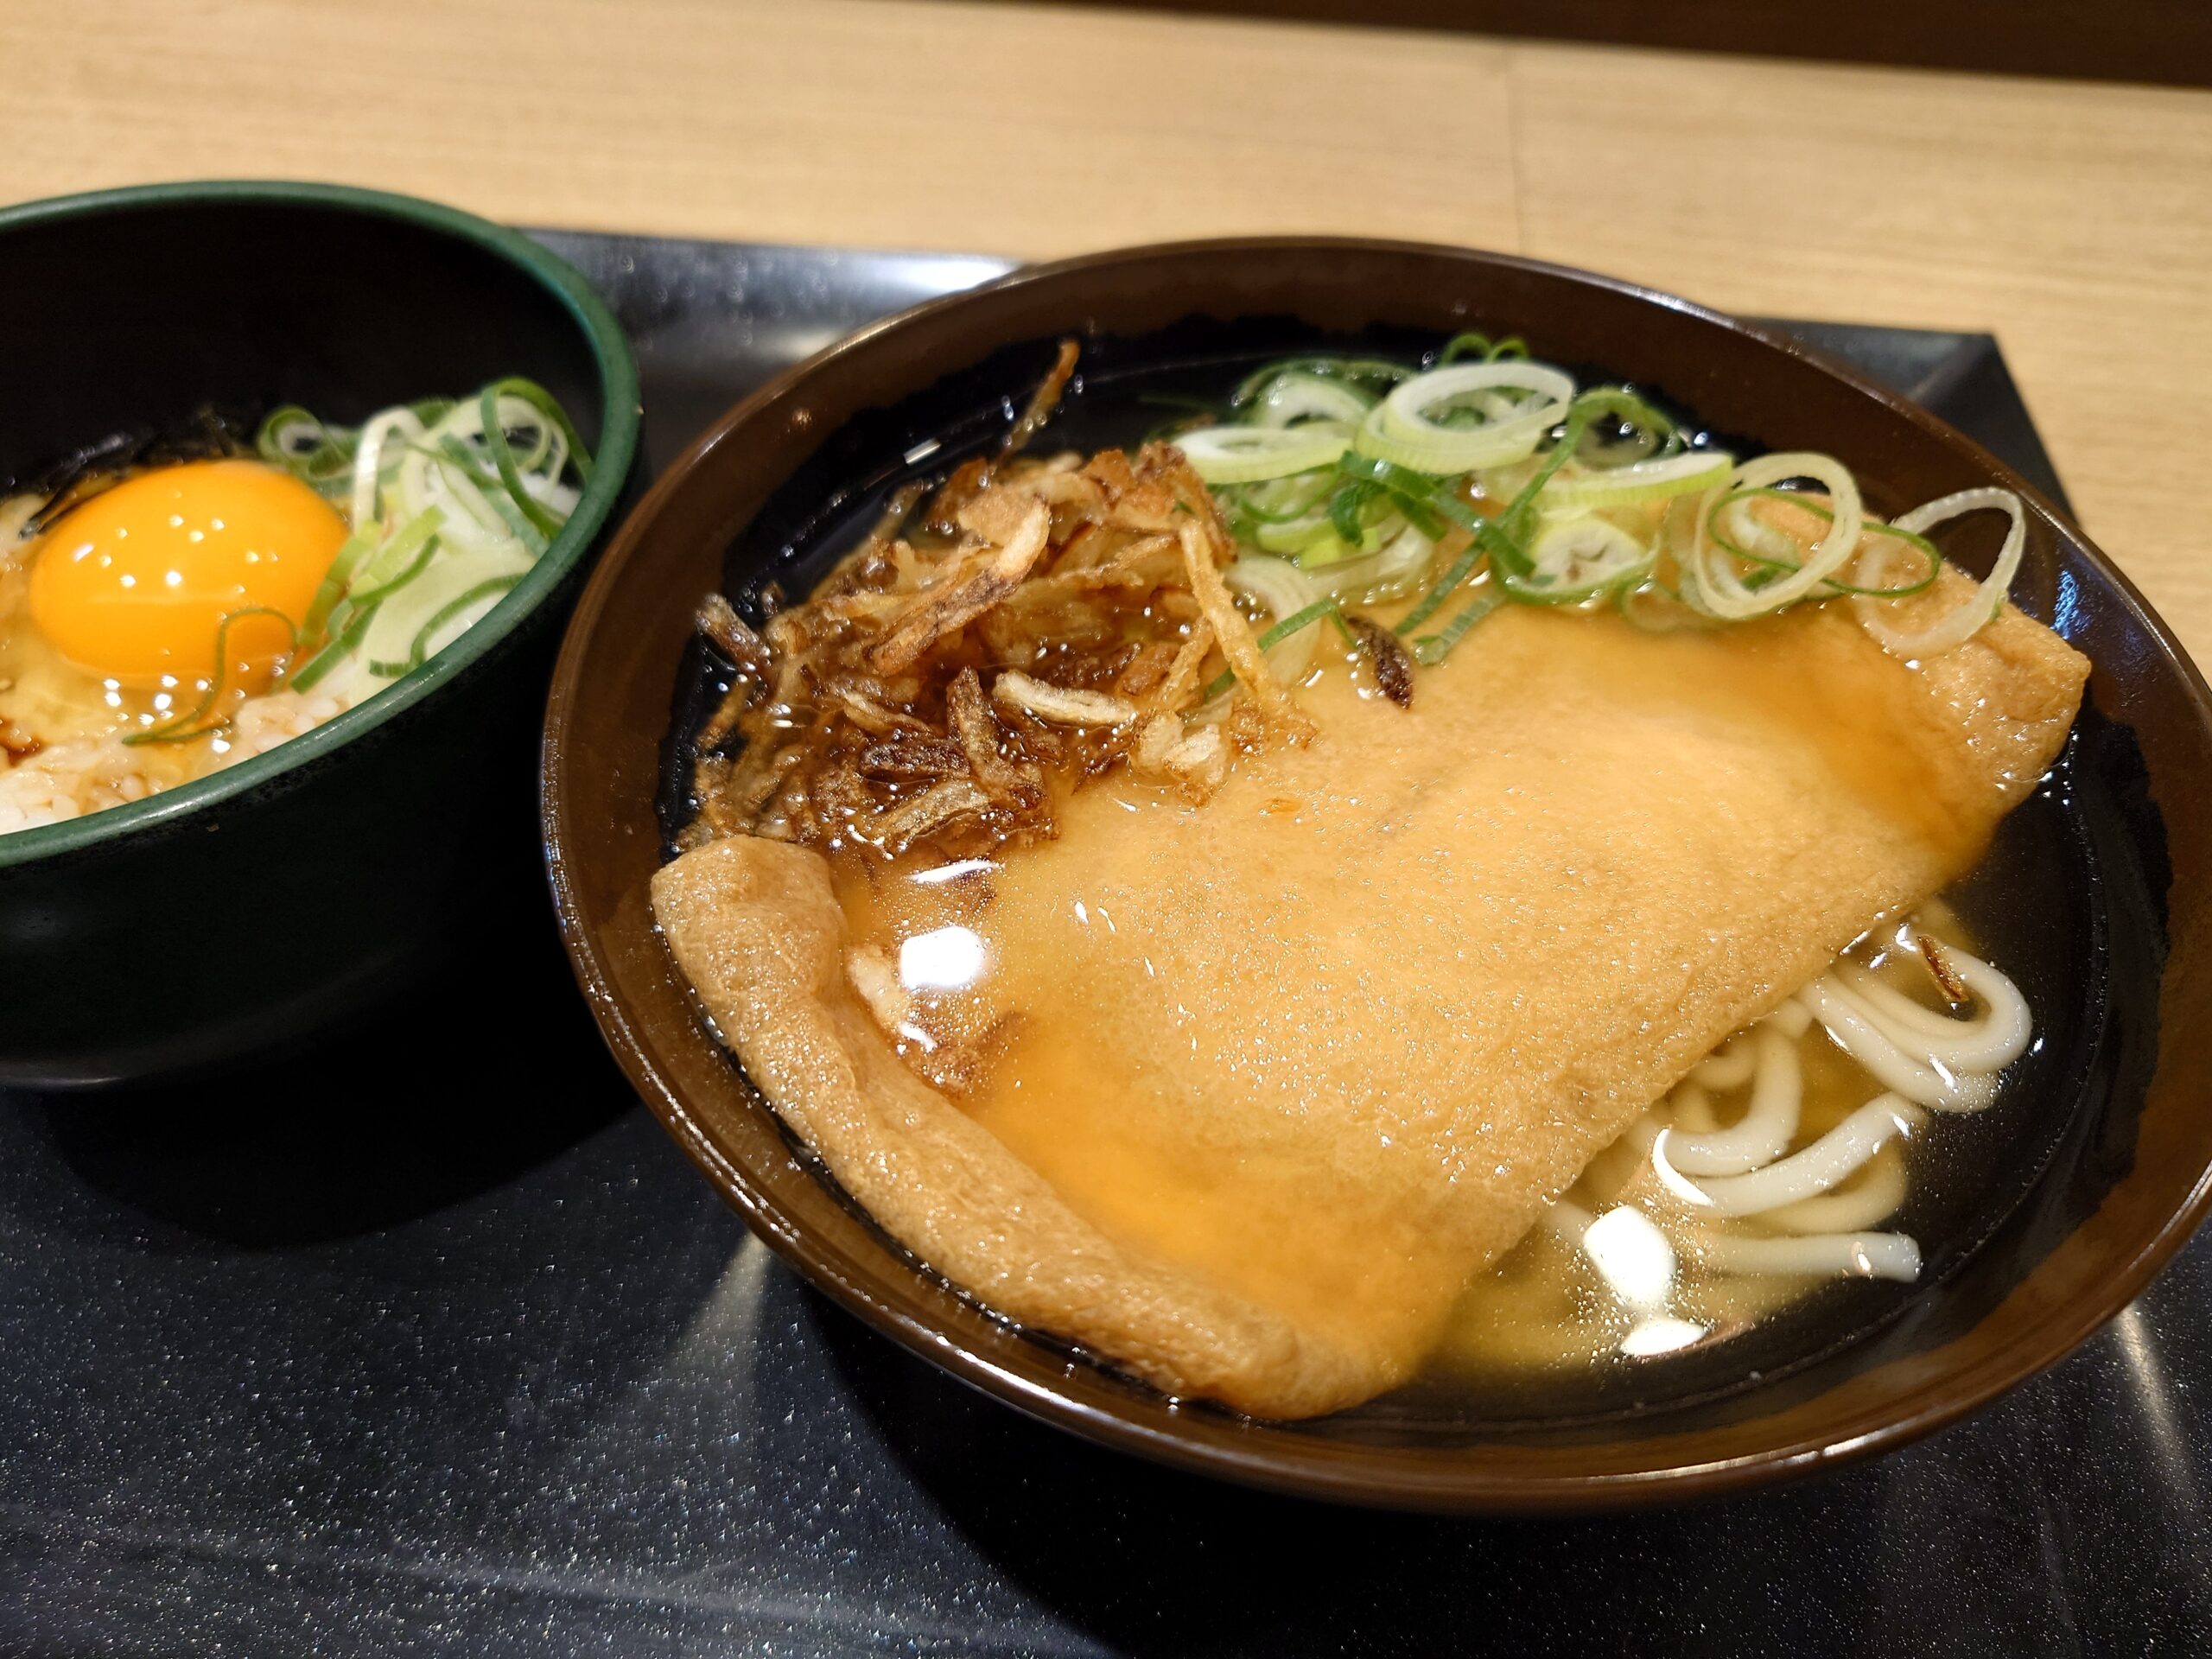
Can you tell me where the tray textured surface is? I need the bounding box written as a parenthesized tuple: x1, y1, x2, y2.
(0, 231, 2192, 1657)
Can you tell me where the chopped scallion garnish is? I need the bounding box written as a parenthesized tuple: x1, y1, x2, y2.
(1185, 338, 2018, 709)
(251, 378, 589, 702)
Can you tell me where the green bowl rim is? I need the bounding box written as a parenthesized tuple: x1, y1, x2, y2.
(0, 178, 640, 871)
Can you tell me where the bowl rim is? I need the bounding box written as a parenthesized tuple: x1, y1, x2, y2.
(543, 233, 2212, 1511)
(0, 178, 641, 872)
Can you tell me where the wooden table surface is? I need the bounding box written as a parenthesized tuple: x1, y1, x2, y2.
(7, 0, 2209, 660)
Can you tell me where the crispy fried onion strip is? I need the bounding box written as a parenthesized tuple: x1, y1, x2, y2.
(868, 499, 1051, 675)
(682, 423, 1308, 861)
(1176, 523, 1311, 741)
(992, 671, 1136, 728)
(1131, 713, 1226, 798)
(1003, 339, 1080, 459)
(946, 668, 1043, 805)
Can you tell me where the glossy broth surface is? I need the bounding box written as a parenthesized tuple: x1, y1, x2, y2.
(666, 340, 2091, 1423)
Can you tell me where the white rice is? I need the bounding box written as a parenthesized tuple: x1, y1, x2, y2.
(0, 687, 354, 835)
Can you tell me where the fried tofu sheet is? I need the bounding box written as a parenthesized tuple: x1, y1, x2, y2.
(652, 580, 2088, 1418)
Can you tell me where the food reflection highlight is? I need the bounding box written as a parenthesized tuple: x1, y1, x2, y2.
(899, 924, 989, 992)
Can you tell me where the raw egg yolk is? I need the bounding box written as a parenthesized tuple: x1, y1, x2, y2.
(27, 460, 348, 690)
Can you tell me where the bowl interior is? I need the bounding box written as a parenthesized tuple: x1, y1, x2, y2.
(547, 240, 2212, 1510)
(0, 183, 633, 870)
(0, 190, 607, 482)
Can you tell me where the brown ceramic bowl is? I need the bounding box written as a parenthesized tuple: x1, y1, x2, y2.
(542, 238, 2212, 1513)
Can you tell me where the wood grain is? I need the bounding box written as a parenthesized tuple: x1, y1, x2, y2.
(2, 0, 2207, 657)
(0, 0, 1521, 251)
(1508, 47, 2212, 652)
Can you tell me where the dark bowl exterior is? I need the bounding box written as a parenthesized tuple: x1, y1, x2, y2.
(543, 238, 2212, 1511)
(5, 572, 553, 1084)
(0, 183, 639, 1087)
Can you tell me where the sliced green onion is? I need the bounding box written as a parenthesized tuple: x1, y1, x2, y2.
(1231, 469, 1336, 524)
(478, 376, 594, 482)
(1300, 528, 1394, 568)
(1387, 389, 1614, 627)
(1327, 453, 1455, 541)
(300, 530, 379, 646)
(1688, 453, 1865, 620)
(1396, 542, 1486, 637)
(1542, 450, 1734, 511)
(269, 380, 585, 697)
(433, 435, 550, 556)
(1709, 488, 1943, 600)
(480, 381, 565, 538)
(368, 574, 523, 678)
(1412, 587, 1503, 665)
(292, 579, 400, 691)
(1224, 553, 1319, 617)
(348, 408, 427, 530)
(1498, 515, 1653, 603)
(1495, 396, 1604, 537)
(334, 518, 442, 619)
(1358, 360, 1577, 474)
(1246, 512, 1331, 554)
(1439, 332, 1529, 364)
(1176, 423, 1352, 485)
(294, 518, 446, 690)
(1193, 337, 2031, 700)
(314, 507, 442, 636)
(1304, 522, 1437, 604)
(288, 607, 374, 692)
(1225, 554, 1329, 681)
(1230, 356, 1410, 406)
(1201, 598, 1346, 700)
(1252, 513, 1391, 563)
(1854, 487, 2025, 657)
(1246, 373, 1375, 429)
(256, 405, 357, 493)
(1567, 387, 1681, 467)
(123, 607, 296, 744)
(1327, 480, 1378, 544)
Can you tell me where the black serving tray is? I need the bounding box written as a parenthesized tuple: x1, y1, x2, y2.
(2, 231, 2199, 1658)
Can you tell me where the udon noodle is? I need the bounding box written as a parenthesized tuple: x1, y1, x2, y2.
(1446, 912, 2030, 1374)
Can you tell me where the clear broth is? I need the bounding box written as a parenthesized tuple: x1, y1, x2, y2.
(671, 339, 2088, 1424)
